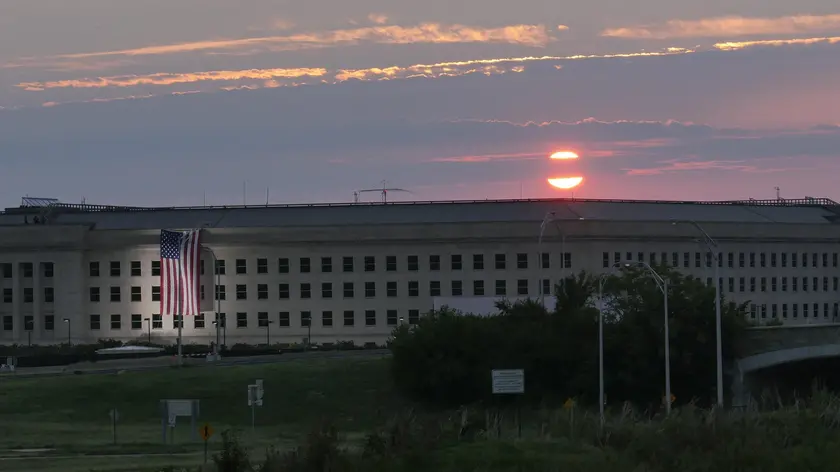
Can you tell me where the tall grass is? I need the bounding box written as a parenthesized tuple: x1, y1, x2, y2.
(191, 390, 840, 472)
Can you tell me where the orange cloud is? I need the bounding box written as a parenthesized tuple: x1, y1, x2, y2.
(27, 23, 551, 62)
(623, 159, 793, 175)
(368, 13, 389, 25)
(714, 36, 840, 50)
(430, 152, 545, 163)
(602, 14, 840, 39)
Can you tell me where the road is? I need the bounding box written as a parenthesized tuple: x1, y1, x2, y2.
(1, 349, 391, 378)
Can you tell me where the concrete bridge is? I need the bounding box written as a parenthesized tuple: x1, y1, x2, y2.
(732, 324, 840, 406)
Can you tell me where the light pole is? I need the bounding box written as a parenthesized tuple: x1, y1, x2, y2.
(264, 320, 274, 346)
(25, 318, 33, 347)
(675, 220, 724, 408)
(207, 248, 223, 357)
(144, 317, 151, 344)
(596, 263, 624, 429)
(62, 317, 71, 346)
(626, 261, 672, 415)
(538, 211, 569, 305)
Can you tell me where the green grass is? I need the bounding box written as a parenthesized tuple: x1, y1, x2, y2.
(0, 356, 404, 456)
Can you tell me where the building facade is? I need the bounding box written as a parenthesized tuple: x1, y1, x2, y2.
(0, 197, 838, 346)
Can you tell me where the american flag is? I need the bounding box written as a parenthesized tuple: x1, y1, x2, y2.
(159, 229, 202, 316)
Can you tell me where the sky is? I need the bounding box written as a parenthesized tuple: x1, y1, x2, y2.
(1, 1, 840, 208)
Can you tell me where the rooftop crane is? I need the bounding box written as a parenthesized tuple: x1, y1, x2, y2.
(353, 180, 412, 203)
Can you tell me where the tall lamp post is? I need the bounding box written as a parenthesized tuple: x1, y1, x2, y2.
(62, 317, 71, 346)
(207, 248, 223, 357)
(25, 318, 33, 347)
(675, 220, 724, 408)
(538, 211, 570, 305)
(627, 261, 672, 415)
(596, 263, 624, 428)
(263, 320, 274, 346)
(144, 317, 151, 344)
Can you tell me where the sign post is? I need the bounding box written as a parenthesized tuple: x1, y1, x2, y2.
(247, 379, 264, 432)
(199, 423, 214, 464)
(491, 369, 525, 439)
(109, 408, 119, 445)
(160, 399, 200, 444)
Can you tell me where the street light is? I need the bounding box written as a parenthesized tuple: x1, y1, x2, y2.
(674, 220, 724, 408)
(62, 318, 71, 346)
(207, 248, 223, 357)
(596, 263, 624, 429)
(144, 317, 151, 344)
(25, 318, 33, 347)
(625, 261, 672, 415)
(303, 314, 312, 350)
(263, 320, 274, 346)
(538, 211, 571, 304)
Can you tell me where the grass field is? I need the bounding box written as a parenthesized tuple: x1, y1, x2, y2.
(0, 356, 405, 471)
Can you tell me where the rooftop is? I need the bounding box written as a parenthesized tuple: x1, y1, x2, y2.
(1, 196, 839, 230)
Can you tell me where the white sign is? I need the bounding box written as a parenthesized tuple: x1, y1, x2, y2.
(168, 414, 177, 427)
(167, 400, 193, 416)
(247, 384, 263, 407)
(491, 369, 525, 394)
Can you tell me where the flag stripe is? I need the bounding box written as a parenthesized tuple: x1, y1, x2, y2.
(160, 229, 202, 316)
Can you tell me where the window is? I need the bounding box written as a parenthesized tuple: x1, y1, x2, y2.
(300, 257, 311, 273)
(760, 277, 766, 292)
(803, 278, 809, 292)
(109, 261, 120, 277)
(517, 253, 528, 269)
(257, 258, 268, 274)
(2, 316, 11, 331)
(407, 255, 419, 271)
(695, 252, 701, 268)
(90, 314, 101, 330)
(215, 259, 226, 275)
(131, 286, 142, 302)
(89, 261, 100, 277)
(365, 310, 377, 326)
(728, 253, 734, 268)
(429, 255, 440, 271)
(495, 254, 506, 270)
(760, 253, 766, 268)
(110, 286, 120, 302)
(89, 287, 100, 302)
(473, 280, 485, 296)
(236, 284, 247, 300)
(495, 280, 506, 296)
(803, 304, 809, 318)
(321, 257, 332, 273)
(279, 312, 290, 327)
(473, 254, 484, 270)
(517, 279, 528, 295)
(541, 253, 550, 269)
(782, 304, 788, 319)
(301, 311, 312, 327)
(278, 258, 290, 273)
(172, 314, 184, 329)
(824, 277, 829, 292)
(749, 277, 756, 292)
(200, 259, 205, 276)
(386, 281, 397, 297)
(792, 253, 798, 267)
(738, 253, 745, 268)
(802, 253, 809, 267)
(651, 253, 657, 265)
(834, 253, 838, 268)
(364, 256, 376, 272)
(387, 310, 399, 326)
(200, 285, 205, 301)
(257, 312, 269, 327)
(194, 313, 205, 329)
(300, 283, 311, 299)
(771, 253, 777, 268)
(21, 263, 33, 277)
(728, 277, 734, 293)
(793, 277, 799, 292)
(322, 311, 333, 327)
(130, 261, 141, 276)
(1, 264, 10, 278)
(236, 312, 248, 328)
(365, 282, 376, 298)
(451, 255, 462, 270)
(131, 314, 142, 330)
(781, 253, 788, 268)
(602, 252, 610, 268)
(257, 284, 268, 300)
(110, 314, 121, 330)
(408, 309, 420, 325)
(386, 256, 397, 271)
(429, 281, 441, 297)
(151, 260, 161, 276)
(278, 284, 289, 299)
(23, 288, 33, 303)
(322, 282, 333, 298)
(2, 288, 11, 303)
(541, 279, 551, 295)
(562, 253, 572, 268)
(408, 281, 419, 297)
(793, 304, 799, 318)
(343, 256, 354, 272)
(151, 314, 162, 329)
(213, 285, 223, 301)
(343, 282, 355, 298)
(451, 280, 463, 296)
(44, 262, 55, 278)
(782, 277, 788, 292)
(44, 315, 55, 331)
(235, 259, 247, 274)
(44, 287, 54, 303)
(153, 285, 162, 301)
(343, 310, 355, 326)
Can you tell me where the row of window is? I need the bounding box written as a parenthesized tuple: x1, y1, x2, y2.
(0, 262, 55, 278)
(750, 303, 840, 320)
(604, 251, 840, 270)
(83, 253, 574, 278)
(0, 310, 424, 332)
(715, 276, 840, 294)
(1, 287, 55, 304)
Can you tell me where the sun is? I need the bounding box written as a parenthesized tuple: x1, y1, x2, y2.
(549, 151, 579, 160)
(547, 177, 584, 189)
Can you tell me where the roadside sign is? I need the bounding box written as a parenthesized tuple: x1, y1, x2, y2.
(168, 413, 177, 427)
(199, 423, 214, 441)
(491, 369, 525, 395)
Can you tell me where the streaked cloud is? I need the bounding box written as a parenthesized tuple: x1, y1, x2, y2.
(368, 13, 389, 25)
(16, 22, 552, 64)
(714, 36, 840, 50)
(602, 14, 840, 39)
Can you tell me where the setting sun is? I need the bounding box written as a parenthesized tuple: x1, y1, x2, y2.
(547, 176, 584, 189)
(549, 151, 579, 160)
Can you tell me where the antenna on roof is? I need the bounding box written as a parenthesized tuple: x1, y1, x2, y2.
(353, 180, 413, 203)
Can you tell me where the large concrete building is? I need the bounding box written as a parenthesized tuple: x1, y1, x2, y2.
(0, 196, 838, 347)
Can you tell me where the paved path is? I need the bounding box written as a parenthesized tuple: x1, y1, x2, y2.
(0, 451, 203, 461)
(1, 349, 390, 378)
